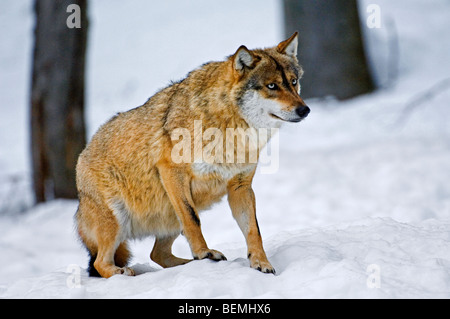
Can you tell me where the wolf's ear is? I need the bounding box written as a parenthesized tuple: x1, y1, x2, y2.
(233, 45, 256, 71)
(277, 32, 298, 58)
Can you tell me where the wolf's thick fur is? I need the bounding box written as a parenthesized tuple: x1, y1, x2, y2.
(75, 33, 309, 278)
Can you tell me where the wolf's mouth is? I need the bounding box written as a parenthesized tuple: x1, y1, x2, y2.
(269, 113, 302, 123)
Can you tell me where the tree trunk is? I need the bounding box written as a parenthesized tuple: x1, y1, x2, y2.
(30, 0, 88, 202)
(282, 0, 374, 100)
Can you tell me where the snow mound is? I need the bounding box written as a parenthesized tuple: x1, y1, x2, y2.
(1, 202, 449, 298)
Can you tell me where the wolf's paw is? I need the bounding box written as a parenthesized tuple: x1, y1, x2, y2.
(193, 248, 227, 261)
(94, 262, 136, 278)
(116, 266, 135, 276)
(249, 254, 276, 274)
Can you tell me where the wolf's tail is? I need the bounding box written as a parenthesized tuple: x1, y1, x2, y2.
(88, 253, 101, 277)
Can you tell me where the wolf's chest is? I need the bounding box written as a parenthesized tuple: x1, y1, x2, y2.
(190, 162, 254, 210)
(191, 162, 255, 181)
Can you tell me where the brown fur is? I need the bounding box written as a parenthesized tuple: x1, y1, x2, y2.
(75, 32, 307, 277)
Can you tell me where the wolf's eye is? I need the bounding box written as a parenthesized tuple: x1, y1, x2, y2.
(267, 83, 278, 90)
(292, 79, 297, 86)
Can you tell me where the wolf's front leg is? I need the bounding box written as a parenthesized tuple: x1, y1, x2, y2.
(157, 162, 226, 262)
(227, 172, 275, 274)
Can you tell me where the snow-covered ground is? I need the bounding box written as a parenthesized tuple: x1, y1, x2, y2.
(1, 0, 450, 298)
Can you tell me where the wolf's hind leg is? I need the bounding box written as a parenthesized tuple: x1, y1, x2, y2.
(94, 236, 135, 278)
(77, 195, 135, 278)
(150, 234, 191, 268)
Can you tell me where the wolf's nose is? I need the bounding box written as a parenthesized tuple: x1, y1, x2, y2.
(295, 106, 310, 118)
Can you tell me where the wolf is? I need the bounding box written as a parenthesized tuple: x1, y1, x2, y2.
(75, 32, 310, 278)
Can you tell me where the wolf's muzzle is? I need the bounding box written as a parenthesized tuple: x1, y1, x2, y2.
(295, 106, 310, 118)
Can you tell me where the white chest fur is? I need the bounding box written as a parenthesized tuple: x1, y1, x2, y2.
(191, 162, 256, 180)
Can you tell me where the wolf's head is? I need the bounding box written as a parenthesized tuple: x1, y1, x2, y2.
(231, 32, 310, 129)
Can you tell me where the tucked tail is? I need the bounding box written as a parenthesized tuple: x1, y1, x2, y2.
(88, 253, 101, 277)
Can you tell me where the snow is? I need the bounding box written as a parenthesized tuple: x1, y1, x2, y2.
(1, 0, 450, 298)
(2, 204, 449, 298)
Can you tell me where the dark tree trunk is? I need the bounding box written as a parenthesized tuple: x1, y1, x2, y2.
(30, 0, 88, 202)
(282, 0, 375, 100)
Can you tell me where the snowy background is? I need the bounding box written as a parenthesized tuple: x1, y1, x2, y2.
(1, 0, 450, 298)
